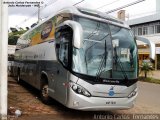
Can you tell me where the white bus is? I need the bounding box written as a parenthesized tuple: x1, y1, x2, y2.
(14, 6, 155, 110)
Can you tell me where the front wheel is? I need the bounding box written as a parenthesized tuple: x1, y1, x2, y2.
(40, 83, 52, 104)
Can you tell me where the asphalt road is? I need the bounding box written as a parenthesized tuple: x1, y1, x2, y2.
(136, 82, 160, 112)
(8, 77, 160, 120)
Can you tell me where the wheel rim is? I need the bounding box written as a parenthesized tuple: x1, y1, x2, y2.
(42, 85, 49, 98)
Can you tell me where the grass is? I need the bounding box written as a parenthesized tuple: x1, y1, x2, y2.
(138, 76, 160, 84)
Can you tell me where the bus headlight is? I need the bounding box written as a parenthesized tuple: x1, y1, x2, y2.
(70, 82, 91, 97)
(128, 90, 137, 98)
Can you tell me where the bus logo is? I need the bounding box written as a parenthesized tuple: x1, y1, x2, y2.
(108, 86, 115, 96)
(41, 21, 53, 39)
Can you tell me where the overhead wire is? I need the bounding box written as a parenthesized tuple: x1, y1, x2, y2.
(95, 0, 121, 10)
(73, 0, 85, 6)
(105, 0, 145, 14)
(41, 0, 85, 20)
(15, 0, 145, 28)
(16, 0, 85, 28)
(129, 9, 160, 18)
(15, 0, 58, 28)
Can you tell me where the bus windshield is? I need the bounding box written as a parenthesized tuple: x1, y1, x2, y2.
(72, 17, 138, 80)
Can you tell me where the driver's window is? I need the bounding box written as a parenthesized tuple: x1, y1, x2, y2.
(55, 26, 73, 67)
(59, 35, 69, 66)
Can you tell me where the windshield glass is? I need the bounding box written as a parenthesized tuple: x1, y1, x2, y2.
(110, 25, 138, 79)
(72, 16, 138, 80)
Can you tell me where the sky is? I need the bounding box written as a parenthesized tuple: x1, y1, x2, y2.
(7, 0, 157, 29)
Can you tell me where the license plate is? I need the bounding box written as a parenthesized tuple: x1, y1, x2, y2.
(106, 101, 116, 105)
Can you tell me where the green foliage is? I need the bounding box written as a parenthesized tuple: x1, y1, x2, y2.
(140, 62, 153, 78)
(8, 28, 27, 45)
(26, 27, 29, 30)
(8, 35, 19, 45)
(10, 27, 18, 33)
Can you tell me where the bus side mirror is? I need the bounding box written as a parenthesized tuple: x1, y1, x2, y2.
(135, 36, 156, 61)
(63, 20, 83, 49)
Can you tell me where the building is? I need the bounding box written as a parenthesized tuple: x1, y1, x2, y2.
(126, 13, 160, 70)
(116, 0, 160, 70)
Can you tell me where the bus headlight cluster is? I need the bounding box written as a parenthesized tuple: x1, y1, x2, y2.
(128, 90, 137, 98)
(70, 82, 91, 97)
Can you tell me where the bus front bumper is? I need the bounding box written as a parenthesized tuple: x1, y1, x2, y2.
(66, 89, 137, 111)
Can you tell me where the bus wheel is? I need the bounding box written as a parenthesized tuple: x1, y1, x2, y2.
(40, 83, 51, 104)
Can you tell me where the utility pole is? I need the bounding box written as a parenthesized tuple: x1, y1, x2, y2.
(0, 0, 8, 120)
(37, 3, 40, 24)
(37, 4, 41, 24)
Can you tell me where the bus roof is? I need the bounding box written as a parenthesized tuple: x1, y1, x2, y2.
(51, 6, 129, 28)
(21, 6, 130, 38)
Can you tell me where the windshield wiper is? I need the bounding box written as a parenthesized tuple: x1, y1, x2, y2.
(113, 47, 128, 81)
(84, 33, 109, 74)
(96, 39, 108, 80)
(96, 54, 106, 81)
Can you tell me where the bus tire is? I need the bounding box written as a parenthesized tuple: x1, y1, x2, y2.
(40, 82, 52, 105)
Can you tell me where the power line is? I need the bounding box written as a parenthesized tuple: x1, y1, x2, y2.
(129, 9, 160, 18)
(37, 0, 58, 23)
(96, 0, 120, 10)
(15, 0, 58, 28)
(16, 0, 145, 28)
(43, 0, 58, 9)
(105, 0, 145, 14)
(42, 0, 85, 20)
(73, 0, 85, 6)
(16, 0, 85, 27)
(15, 9, 39, 28)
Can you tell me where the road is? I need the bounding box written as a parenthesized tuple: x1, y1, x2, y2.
(136, 82, 160, 112)
(8, 77, 160, 120)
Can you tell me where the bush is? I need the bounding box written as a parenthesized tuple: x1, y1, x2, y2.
(140, 61, 153, 78)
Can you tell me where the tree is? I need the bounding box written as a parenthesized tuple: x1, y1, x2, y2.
(19, 27, 24, 31)
(8, 34, 19, 45)
(8, 29, 27, 45)
(10, 27, 18, 33)
(26, 27, 29, 30)
(140, 61, 153, 78)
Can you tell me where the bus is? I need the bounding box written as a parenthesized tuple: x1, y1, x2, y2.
(14, 6, 155, 110)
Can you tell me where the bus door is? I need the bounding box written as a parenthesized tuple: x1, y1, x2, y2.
(54, 26, 73, 104)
